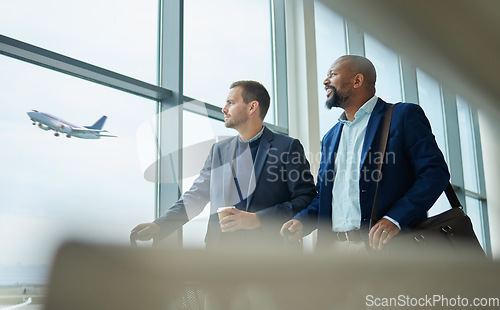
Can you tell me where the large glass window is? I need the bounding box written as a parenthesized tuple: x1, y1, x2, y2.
(314, 1, 346, 139)
(456, 97, 486, 248)
(466, 196, 485, 249)
(457, 96, 479, 193)
(0, 0, 158, 83)
(416, 69, 447, 159)
(0, 56, 155, 284)
(364, 34, 402, 103)
(416, 69, 451, 215)
(183, 0, 275, 124)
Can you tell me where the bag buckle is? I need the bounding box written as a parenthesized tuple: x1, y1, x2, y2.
(441, 225, 454, 236)
(413, 235, 425, 243)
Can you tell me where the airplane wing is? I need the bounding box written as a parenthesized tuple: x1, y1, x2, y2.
(71, 128, 108, 133)
(70, 128, 117, 138)
(98, 134, 118, 137)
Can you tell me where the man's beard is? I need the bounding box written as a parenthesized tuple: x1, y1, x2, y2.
(325, 86, 351, 109)
(224, 114, 248, 129)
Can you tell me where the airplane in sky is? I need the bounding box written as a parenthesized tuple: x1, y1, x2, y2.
(27, 110, 117, 139)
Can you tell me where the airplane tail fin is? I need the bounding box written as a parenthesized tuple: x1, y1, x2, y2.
(85, 116, 107, 130)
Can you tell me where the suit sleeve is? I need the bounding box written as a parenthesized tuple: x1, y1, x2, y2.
(153, 145, 213, 239)
(254, 139, 316, 232)
(292, 138, 327, 236)
(384, 104, 450, 228)
(293, 177, 321, 236)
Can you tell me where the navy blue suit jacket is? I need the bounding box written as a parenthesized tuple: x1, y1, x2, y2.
(294, 99, 450, 249)
(154, 127, 316, 246)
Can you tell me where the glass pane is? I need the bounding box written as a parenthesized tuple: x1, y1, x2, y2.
(364, 34, 402, 103)
(183, 0, 275, 124)
(314, 0, 346, 139)
(457, 97, 479, 192)
(0, 0, 158, 84)
(416, 69, 447, 160)
(465, 197, 485, 249)
(0, 56, 156, 289)
(181, 110, 236, 248)
(427, 192, 451, 217)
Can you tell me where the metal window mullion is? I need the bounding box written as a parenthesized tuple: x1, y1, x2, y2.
(272, 0, 289, 131)
(156, 0, 184, 246)
(441, 87, 466, 206)
(0, 34, 171, 101)
(470, 108, 487, 198)
(463, 190, 486, 201)
(470, 106, 491, 255)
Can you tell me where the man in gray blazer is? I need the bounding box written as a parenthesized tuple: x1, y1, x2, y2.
(132, 80, 316, 248)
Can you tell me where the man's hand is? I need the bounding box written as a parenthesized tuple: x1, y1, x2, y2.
(219, 207, 261, 232)
(131, 223, 160, 241)
(369, 218, 400, 250)
(280, 219, 303, 241)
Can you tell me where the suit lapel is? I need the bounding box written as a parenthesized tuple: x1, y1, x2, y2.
(326, 125, 343, 172)
(317, 123, 343, 230)
(360, 98, 387, 170)
(245, 127, 273, 210)
(318, 123, 343, 189)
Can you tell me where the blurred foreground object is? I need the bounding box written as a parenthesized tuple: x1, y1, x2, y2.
(44, 241, 499, 310)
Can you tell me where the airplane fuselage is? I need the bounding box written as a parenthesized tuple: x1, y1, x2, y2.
(27, 111, 113, 139)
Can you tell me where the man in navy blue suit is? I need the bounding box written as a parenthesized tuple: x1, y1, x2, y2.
(132, 80, 316, 248)
(281, 55, 449, 251)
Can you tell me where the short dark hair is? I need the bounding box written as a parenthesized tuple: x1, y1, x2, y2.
(230, 80, 270, 120)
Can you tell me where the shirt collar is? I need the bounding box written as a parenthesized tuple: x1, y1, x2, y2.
(338, 96, 378, 124)
(239, 125, 265, 143)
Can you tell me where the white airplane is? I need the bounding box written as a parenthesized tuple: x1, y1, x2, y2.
(27, 110, 117, 139)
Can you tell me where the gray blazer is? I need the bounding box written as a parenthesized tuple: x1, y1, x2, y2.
(154, 127, 316, 247)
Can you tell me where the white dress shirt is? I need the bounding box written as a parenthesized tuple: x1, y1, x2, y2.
(331, 96, 378, 232)
(331, 96, 401, 232)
